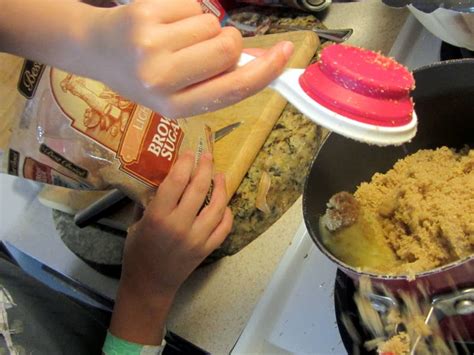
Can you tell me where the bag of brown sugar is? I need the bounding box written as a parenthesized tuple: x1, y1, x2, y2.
(0, 54, 213, 206)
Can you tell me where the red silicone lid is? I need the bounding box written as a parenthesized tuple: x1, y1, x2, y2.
(299, 44, 415, 127)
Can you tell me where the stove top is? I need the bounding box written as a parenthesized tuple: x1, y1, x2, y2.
(234, 15, 470, 354)
(333, 270, 474, 355)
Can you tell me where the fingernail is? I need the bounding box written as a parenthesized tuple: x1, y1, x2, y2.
(280, 41, 294, 60)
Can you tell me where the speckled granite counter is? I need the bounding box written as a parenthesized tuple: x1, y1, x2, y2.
(166, 1, 409, 354)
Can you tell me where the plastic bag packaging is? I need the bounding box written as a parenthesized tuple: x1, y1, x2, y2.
(1, 64, 213, 206)
(198, 0, 230, 24)
(0, 0, 230, 206)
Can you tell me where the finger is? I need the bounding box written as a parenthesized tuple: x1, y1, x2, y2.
(157, 14, 222, 52)
(204, 207, 233, 253)
(135, 0, 203, 23)
(163, 41, 294, 117)
(193, 173, 228, 240)
(175, 152, 213, 224)
(148, 150, 195, 215)
(146, 27, 242, 92)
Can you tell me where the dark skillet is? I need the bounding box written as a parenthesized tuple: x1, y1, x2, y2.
(303, 59, 474, 344)
(303, 59, 474, 294)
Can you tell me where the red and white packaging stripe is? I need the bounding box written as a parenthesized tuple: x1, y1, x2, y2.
(197, 0, 229, 25)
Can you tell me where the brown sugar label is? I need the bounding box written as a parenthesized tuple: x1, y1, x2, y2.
(50, 68, 184, 187)
(23, 157, 53, 184)
(39, 144, 89, 178)
(23, 157, 86, 189)
(17, 60, 46, 99)
(7, 149, 20, 176)
(50, 69, 135, 152)
(120, 112, 184, 187)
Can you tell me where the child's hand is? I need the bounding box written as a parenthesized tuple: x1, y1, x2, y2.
(88, 0, 294, 117)
(1, 0, 292, 118)
(121, 150, 233, 297)
(110, 150, 232, 344)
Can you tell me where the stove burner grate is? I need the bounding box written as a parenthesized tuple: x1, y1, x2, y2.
(333, 270, 474, 354)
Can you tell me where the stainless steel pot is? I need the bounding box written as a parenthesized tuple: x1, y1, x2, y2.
(303, 59, 474, 296)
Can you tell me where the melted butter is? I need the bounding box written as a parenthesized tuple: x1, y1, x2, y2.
(319, 211, 401, 273)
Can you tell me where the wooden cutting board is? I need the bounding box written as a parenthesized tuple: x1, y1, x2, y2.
(31, 31, 319, 226)
(191, 30, 319, 199)
(0, 54, 24, 151)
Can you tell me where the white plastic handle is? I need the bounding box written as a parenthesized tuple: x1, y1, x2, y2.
(237, 53, 257, 67)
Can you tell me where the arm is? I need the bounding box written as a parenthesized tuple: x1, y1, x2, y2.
(109, 150, 233, 345)
(108, 286, 173, 346)
(0, 0, 293, 118)
(0, 0, 96, 77)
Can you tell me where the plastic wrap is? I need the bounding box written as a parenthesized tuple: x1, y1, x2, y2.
(1, 64, 212, 206)
(0, 0, 232, 205)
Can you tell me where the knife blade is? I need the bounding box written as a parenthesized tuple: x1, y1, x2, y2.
(73, 121, 242, 228)
(214, 121, 241, 141)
